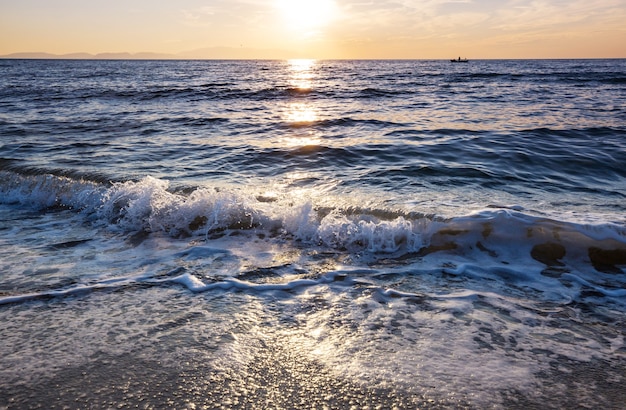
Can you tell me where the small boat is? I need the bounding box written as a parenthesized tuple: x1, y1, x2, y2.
(451, 57, 469, 63)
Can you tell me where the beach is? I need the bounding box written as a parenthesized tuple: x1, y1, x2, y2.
(1, 58, 625, 408)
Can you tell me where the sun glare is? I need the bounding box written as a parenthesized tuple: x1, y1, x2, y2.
(275, 0, 337, 31)
(284, 103, 318, 124)
(288, 59, 316, 90)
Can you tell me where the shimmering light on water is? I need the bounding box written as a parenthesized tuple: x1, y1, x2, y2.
(287, 58, 316, 90)
(283, 102, 319, 124)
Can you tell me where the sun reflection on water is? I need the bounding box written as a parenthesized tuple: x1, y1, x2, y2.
(280, 102, 322, 147)
(288, 59, 316, 72)
(281, 135, 322, 148)
(281, 60, 322, 148)
(284, 102, 318, 124)
(288, 59, 316, 91)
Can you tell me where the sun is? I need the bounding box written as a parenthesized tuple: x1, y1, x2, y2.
(275, 0, 338, 31)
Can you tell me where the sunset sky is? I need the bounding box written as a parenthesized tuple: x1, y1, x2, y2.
(1, 0, 625, 59)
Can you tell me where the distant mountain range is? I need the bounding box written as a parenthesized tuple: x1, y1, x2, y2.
(0, 47, 303, 60)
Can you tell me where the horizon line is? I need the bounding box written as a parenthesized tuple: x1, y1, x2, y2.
(2, 49, 625, 61)
(2, 53, 625, 61)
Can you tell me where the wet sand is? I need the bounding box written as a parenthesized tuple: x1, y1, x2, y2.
(2, 338, 625, 409)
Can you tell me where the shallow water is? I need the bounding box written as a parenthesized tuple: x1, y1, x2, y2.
(1, 59, 625, 408)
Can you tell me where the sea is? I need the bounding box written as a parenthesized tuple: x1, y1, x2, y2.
(0, 58, 625, 409)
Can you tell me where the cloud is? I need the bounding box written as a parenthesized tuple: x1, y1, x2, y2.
(330, 0, 626, 41)
(489, 0, 626, 35)
(179, 0, 269, 28)
(181, 7, 217, 27)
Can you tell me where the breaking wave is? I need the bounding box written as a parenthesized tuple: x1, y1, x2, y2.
(2, 171, 625, 275)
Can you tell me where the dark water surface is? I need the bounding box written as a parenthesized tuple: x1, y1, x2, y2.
(1, 59, 625, 408)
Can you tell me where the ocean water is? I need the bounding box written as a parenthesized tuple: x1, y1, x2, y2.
(1, 58, 625, 408)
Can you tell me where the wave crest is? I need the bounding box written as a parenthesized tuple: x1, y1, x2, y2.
(2, 172, 625, 265)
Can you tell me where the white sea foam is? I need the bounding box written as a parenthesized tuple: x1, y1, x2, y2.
(1, 192, 625, 408)
(3, 173, 625, 258)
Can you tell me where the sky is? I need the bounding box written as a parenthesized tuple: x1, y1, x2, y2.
(1, 0, 625, 59)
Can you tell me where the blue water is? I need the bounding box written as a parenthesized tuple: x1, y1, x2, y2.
(1, 59, 625, 408)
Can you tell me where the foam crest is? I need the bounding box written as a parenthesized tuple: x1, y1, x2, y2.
(317, 210, 426, 252)
(93, 176, 274, 236)
(2, 172, 625, 264)
(166, 273, 331, 293)
(0, 172, 433, 253)
(0, 171, 105, 210)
